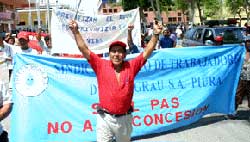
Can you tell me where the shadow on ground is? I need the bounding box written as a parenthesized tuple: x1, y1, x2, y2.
(131, 109, 250, 141)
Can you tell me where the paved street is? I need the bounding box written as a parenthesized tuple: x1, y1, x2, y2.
(132, 99, 250, 142)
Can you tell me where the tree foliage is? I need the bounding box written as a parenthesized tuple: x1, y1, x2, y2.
(225, 0, 244, 16)
(121, 0, 151, 11)
(121, 0, 250, 24)
(203, 0, 221, 18)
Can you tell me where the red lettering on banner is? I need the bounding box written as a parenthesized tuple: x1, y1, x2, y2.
(184, 110, 192, 120)
(165, 113, 173, 123)
(83, 120, 93, 132)
(48, 122, 59, 134)
(151, 97, 180, 110)
(61, 121, 72, 133)
(150, 99, 159, 110)
(160, 99, 170, 108)
(131, 101, 139, 112)
(144, 115, 153, 126)
(154, 114, 164, 125)
(175, 112, 182, 122)
(91, 103, 99, 114)
(132, 105, 209, 127)
(172, 97, 179, 108)
(47, 121, 72, 134)
(132, 115, 141, 126)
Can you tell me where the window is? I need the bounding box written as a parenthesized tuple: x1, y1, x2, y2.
(109, 9, 113, 13)
(103, 9, 107, 13)
(192, 28, 203, 41)
(114, 9, 117, 13)
(18, 21, 25, 26)
(168, 17, 177, 22)
(168, 17, 172, 22)
(178, 13, 181, 16)
(172, 17, 177, 22)
(34, 21, 42, 25)
(0, 4, 3, 11)
(203, 29, 214, 42)
(178, 17, 182, 22)
(34, 21, 38, 25)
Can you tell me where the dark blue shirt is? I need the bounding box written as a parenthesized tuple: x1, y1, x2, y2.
(159, 36, 174, 48)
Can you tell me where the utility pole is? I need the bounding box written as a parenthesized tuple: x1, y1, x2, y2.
(220, 0, 223, 20)
(156, 0, 161, 21)
(36, 0, 41, 29)
(46, 0, 51, 33)
(247, 0, 250, 24)
(28, 0, 33, 30)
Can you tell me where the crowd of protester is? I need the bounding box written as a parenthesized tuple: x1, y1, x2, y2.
(0, 20, 250, 141)
(0, 28, 52, 141)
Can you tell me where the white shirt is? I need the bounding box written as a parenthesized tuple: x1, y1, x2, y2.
(0, 43, 13, 83)
(176, 28, 183, 38)
(12, 46, 38, 55)
(0, 81, 12, 135)
(0, 42, 13, 66)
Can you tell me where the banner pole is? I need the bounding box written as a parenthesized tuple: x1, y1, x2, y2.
(74, 0, 82, 20)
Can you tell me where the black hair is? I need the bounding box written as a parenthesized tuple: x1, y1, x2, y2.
(44, 35, 51, 41)
(109, 46, 126, 53)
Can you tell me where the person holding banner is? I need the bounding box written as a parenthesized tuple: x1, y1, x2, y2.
(0, 36, 13, 142)
(0, 81, 12, 142)
(69, 19, 162, 142)
(13, 32, 39, 55)
(0, 34, 13, 81)
(227, 36, 250, 120)
(235, 36, 250, 110)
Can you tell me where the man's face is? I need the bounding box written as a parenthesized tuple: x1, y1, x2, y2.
(246, 41, 250, 49)
(45, 40, 52, 49)
(109, 46, 126, 66)
(18, 38, 29, 49)
(163, 30, 170, 36)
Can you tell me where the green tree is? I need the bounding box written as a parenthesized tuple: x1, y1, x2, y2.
(185, 0, 223, 24)
(227, 0, 250, 24)
(203, 0, 221, 19)
(122, 0, 140, 11)
(122, 0, 174, 21)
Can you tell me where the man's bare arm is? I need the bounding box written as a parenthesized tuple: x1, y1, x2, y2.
(69, 20, 90, 59)
(143, 21, 162, 59)
(127, 24, 134, 49)
(0, 36, 3, 47)
(0, 103, 13, 121)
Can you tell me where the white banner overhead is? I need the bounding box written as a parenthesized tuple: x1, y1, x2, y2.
(51, 8, 141, 55)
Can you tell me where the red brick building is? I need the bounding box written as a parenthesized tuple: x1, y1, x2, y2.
(98, 3, 189, 26)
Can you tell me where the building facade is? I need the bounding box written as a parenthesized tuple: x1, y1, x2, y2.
(16, 9, 49, 31)
(0, 0, 35, 32)
(98, 2, 189, 26)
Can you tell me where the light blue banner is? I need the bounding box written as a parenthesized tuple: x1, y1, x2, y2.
(10, 45, 245, 142)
